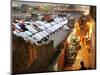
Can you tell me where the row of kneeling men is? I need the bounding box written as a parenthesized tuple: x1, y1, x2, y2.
(12, 17, 70, 43)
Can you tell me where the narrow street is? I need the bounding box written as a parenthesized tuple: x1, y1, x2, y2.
(63, 18, 96, 71)
(64, 44, 92, 70)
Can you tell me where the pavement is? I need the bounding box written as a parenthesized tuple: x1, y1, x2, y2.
(48, 28, 71, 48)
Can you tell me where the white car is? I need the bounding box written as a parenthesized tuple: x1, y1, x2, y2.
(32, 33, 43, 41)
(59, 17, 63, 22)
(36, 21, 51, 29)
(61, 20, 68, 25)
(39, 23, 51, 29)
(32, 22, 45, 31)
(63, 25, 70, 31)
(26, 25, 38, 34)
(36, 21, 45, 26)
(50, 22, 56, 26)
(57, 23, 62, 28)
(13, 31, 29, 39)
(42, 31, 49, 36)
(54, 18, 60, 24)
(63, 17, 67, 21)
(38, 31, 47, 38)
(24, 31, 33, 36)
(52, 24, 59, 31)
(46, 27, 54, 34)
(44, 23, 51, 28)
(38, 26, 45, 31)
(26, 37, 37, 43)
